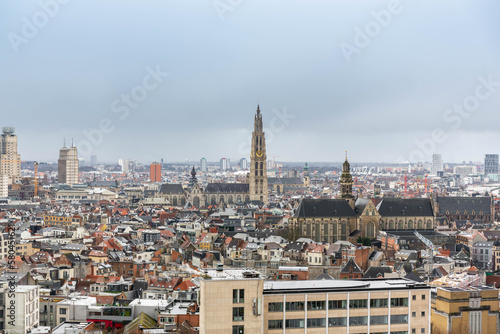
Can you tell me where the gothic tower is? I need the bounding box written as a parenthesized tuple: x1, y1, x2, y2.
(249, 105, 268, 203)
(303, 162, 310, 188)
(340, 152, 355, 208)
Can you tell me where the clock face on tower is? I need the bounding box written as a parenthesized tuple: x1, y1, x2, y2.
(256, 150, 263, 158)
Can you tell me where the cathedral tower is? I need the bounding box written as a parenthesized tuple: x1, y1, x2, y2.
(340, 152, 354, 208)
(249, 105, 268, 203)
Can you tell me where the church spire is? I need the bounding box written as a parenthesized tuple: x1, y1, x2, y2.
(340, 151, 353, 199)
(249, 104, 268, 203)
(188, 166, 198, 188)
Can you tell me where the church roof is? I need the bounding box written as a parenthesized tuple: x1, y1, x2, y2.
(268, 177, 302, 185)
(204, 183, 249, 194)
(159, 184, 185, 194)
(376, 198, 433, 217)
(294, 199, 356, 218)
(436, 196, 491, 215)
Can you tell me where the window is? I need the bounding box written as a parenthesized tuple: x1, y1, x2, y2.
(59, 308, 67, 315)
(307, 301, 326, 310)
(391, 314, 408, 324)
(233, 289, 244, 303)
(232, 325, 244, 334)
(349, 316, 368, 326)
(391, 298, 408, 307)
(421, 311, 425, 317)
(232, 307, 244, 321)
(412, 295, 416, 300)
(307, 318, 326, 328)
(412, 312, 416, 317)
(60, 318, 66, 323)
(329, 300, 347, 309)
(349, 299, 367, 308)
(285, 301, 305, 311)
(268, 302, 283, 312)
(285, 319, 304, 328)
(370, 315, 388, 325)
(328, 317, 347, 327)
(422, 294, 426, 300)
(412, 329, 416, 334)
(370, 298, 388, 308)
(268, 320, 283, 329)
(421, 329, 425, 333)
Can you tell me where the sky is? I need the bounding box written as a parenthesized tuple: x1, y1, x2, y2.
(1, 0, 499, 164)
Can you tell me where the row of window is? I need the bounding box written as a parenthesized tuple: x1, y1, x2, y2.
(268, 314, 409, 329)
(268, 297, 412, 312)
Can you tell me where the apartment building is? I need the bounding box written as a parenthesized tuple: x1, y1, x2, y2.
(5, 285, 40, 334)
(200, 269, 431, 334)
(431, 286, 499, 334)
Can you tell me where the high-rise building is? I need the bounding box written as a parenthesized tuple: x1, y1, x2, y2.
(249, 105, 268, 203)
(123, 159, 136, 174)
(239, 158, 248, 170)
(58, 140, 79, 186)
(150, 162, 161, 182)
(431, 154, 443, 176)
(90, 155, 97, 166)
(484, 154, 499, 175)
(0, 127, 21, 184)
(4, 285, 40, 334)
(220, 158, 228, 171)
(200, 158, 207, 172)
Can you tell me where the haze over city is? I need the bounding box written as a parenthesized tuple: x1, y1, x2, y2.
(2, 0, 500, 163)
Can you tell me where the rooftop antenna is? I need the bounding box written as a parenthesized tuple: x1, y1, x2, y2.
(71, 138, 75, 147)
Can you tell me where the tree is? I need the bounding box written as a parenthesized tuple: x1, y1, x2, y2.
(356, 236, 371, 246)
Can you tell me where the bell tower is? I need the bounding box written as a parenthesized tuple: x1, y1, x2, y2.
(340, 151, 355, 208)
(249, 105, 268, 203)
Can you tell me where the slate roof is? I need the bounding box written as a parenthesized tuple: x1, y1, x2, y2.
(159, 184, 185, 194)
(204, 183, 249, 193)
(294, 199, 356, 218)
(363, 266, 393, 278)
(354, 198, 370, 215)
(340, 258, 362, 274)
(376, 198, 433, 217)
(268, 177, 302, 185)
(437, 196, 491, 215)
(88, 180, 119, 188)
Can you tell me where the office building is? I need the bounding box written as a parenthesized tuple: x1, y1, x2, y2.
(220, 158, 228, 171)
(431, 154, 443, 176)
(150, 162, 161, 182)
(58, 140, 79, 186)
(485, 154, 499, 175)
(200, 158, 207, 172)
(431, 286, 499, 334)
(200, 269, 431, 334)
(239, 158, 248, 170)
(0, 127, 21, 184)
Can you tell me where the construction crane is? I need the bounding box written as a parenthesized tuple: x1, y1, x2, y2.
(414, 230, 438, 284)
(34, 162, 48, 198)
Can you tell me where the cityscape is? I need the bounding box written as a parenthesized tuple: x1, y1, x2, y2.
(2, 1, 500, 334)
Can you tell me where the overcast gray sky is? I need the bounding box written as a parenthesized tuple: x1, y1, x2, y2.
(1, 0, 499, 164)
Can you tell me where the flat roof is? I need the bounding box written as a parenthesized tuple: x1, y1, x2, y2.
(263, 278, 429, 295)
